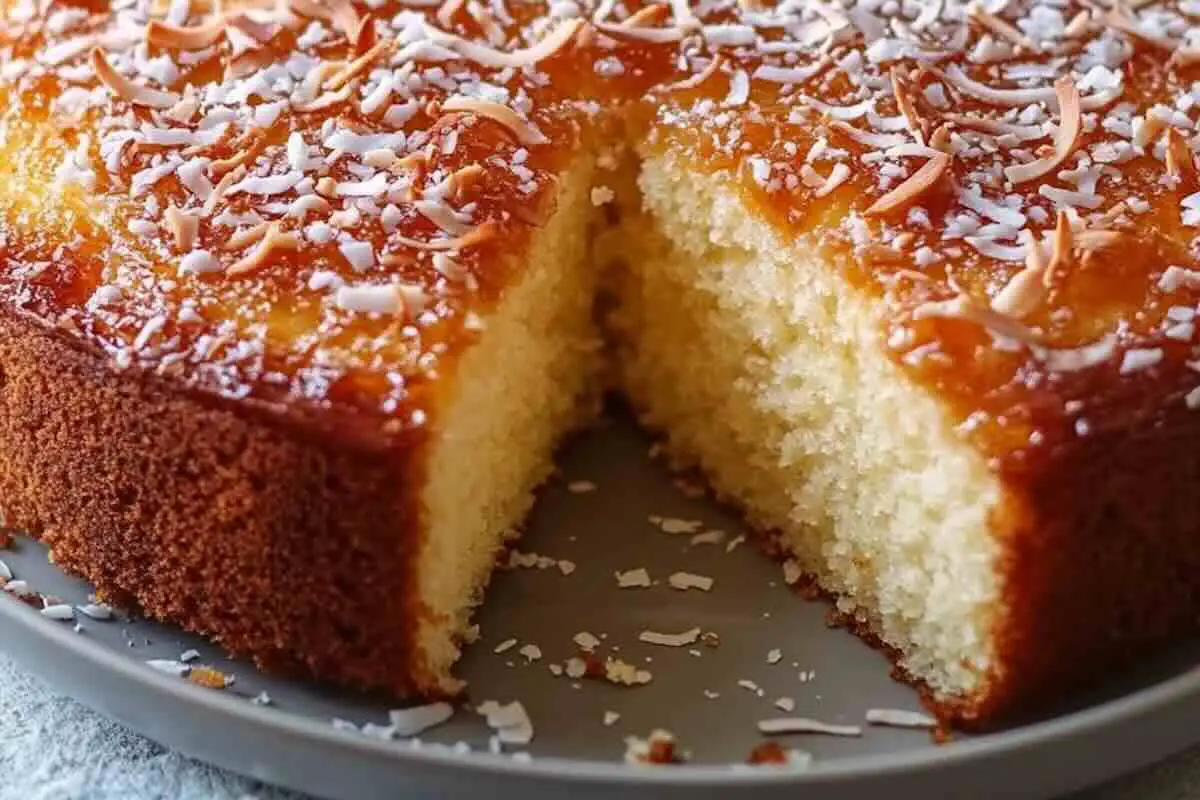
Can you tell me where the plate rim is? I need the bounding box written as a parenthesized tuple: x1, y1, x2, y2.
(4, 587, 1200, 791)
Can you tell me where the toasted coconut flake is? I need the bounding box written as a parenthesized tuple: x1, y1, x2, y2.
(929, 124, 953, 153)
(814, 163, 851, 197)
(622, 4, 670, 27)
(1164, 127, 1198, 184)
(325, 38, 395, 91)
(437, 0, 467, 26)
(939, 112, 1045, 141)
(146, 17, 227, 49)
(1034, 334, 1118, 372)
(890, 67, 925, 145)
(1075, 229, 1125, 251)
(287, 0, 332, 21)
(441, 18, 584, 68)
(188, 666, 233, 689)
(223, 221, 270, 251)
(967, 2, 1037, 51)
(865, 152, 951, 217)
(829, 120, 908, 149)
(92, 48, 180, 109)
(1138, 114, 1170, 150)
(593, 20, 685, 43)
(416, 199, 472, 236)
(1064, 9, 1092, 38)
(638, 627, 702, 647)
(1003, 76, 1080, 185)
(211, 129, 267, 177)
(1092, 201, 1128, 229)
(202, 164, 246, 216)
(182, 122, 233, 157)
(387, 221, 498, 253)
(329, 0, 362, 42)
(757, 718, 863, 737)
(227, 10, 283, 42)
(991, 231, 1047, 318)
(911, 293, 1039, 344)
(440, 97, 547, 146)
(668, 0, 701, 31)
(226, 222, 300, 276)
(1172, 48, 1200, 68)
(938, 64, 1057, 108)
(1043, 211, 1075, 293)
(447, 163, 486, 202)
(665, 54, 724, 92)
(390, 702, 455, 737)
(293, 83, 356, 113)
(164, 204, 200, 252)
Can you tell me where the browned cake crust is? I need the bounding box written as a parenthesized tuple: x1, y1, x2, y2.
(980, 394, 1200, 727)
(0, 309, 438, 697)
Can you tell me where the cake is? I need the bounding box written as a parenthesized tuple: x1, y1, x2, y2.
(2, 0, 1199, 728)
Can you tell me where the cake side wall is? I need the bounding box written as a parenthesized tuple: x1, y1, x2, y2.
(415, 155, 607, 679)
(608, 150, 1006, 716)
(0, 312, 441, 697)
(975, 404, 1200, 727)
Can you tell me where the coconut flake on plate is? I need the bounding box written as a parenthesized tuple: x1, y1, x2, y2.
(865, 708, 938, 729)
(146, 659, 191, 678)
(77, 602, 113, 620)
(477, 700, 534, 745)
(389, 702, 455, 736)
(638, 627, 701, 647)
(615, 567, 652, 588)
(757, 717, 863, 737)
(667, 571, 714, 591)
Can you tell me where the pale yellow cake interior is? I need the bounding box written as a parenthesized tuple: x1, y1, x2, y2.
(417, 156, 603, 689)
(414, 136, 1005, 705)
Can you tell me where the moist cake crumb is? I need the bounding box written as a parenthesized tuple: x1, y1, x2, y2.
(624, 730, 684, 765)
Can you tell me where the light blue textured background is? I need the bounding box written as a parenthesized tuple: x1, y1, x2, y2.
(0, 650, 1194, 800)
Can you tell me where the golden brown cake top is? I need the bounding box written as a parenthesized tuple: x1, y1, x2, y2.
(0, 0, 606, 444)
(3, 0, 1200, 461)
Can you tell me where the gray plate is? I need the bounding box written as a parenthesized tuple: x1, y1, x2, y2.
(2, 412, 1200, 800)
